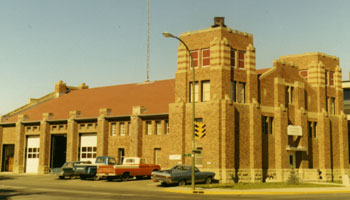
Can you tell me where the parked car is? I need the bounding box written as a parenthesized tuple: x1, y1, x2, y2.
(51, 161, 91, 179)
(151, 165, 215, 186)
(75, 156, 117, 180)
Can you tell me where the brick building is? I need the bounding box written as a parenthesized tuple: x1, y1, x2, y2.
(0, 17, 348, 183)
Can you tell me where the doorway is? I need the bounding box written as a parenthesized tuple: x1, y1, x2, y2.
(118, 148, 125, 164)
(288, 151, 296, 168)
(50, 135, 67, 168)
(2, 144, 14, 172)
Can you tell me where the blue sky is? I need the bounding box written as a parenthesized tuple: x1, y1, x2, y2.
(1, 0, 350, 115)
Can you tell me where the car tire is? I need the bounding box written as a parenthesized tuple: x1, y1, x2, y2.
(161, 182, 168, 186)
(80, 176, 87, 180)
(178, 179, 186, 186)
(204, 177, 212, 184)
(136, 176, 144, 180)
(59, 176, 65, 180)
(121, 173, 129, 181)
(107, 177, 114, 182)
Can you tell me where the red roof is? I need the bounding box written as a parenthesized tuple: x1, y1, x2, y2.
(5, 79, 175, 123)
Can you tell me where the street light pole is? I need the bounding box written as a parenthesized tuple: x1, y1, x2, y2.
(163, 32, 196, 191)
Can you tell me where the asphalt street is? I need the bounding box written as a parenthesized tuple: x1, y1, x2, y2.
(1, 174, 350, 200)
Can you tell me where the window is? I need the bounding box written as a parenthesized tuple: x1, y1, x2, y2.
(329, 71, 334, 86)
(128, 122, 131, 136)
(262, 116, 274, 134)
(111, 123, 116, 136)
(202, 48, 210, 66)
(331, 97, 335, 115)
(238, 51, 245, 68)
(165, 120, 169, 134)
(154, 148, 161, 165)
(189, 82, 199, 102)
(237, 82, 245, 103)
(156, 121, 162, 135)
(326, 96, 329, 112)
(308, 121, 317, 138)
(325, 70, 329, 86)
(146, 121, 152, 135)
(201, 81, 210, 102)
(300, 70, 308, 81)
(120, 122, 125, 136)
(286, 86, 294, 105)
(195, 147, 203, 166)
(230, 48, 236, 67)
(231, 81, 236, 102)
(81, 146, 96, 160)
(190, 50, 199, 68)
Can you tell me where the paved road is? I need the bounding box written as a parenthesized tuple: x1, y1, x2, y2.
(1, 173, 350, 200)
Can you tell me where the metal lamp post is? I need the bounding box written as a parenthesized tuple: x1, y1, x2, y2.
(163, 32, 196, 191)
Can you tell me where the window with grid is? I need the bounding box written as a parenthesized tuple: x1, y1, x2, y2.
(27, 148, 40, 159)
(231, 81, 236, 102)
(262, 116, 274, 134)
(156, 121, 162, 135)
(190, 50, 199, 68)
(81, 146, 97, 159)
(120, 122, 125, 136)
(146, 121, 152, 135)
(111, 123, 116, 136)
(190, 82, 199, 102)
(201, 81, 210, 102)
(238, 51, 245, 68)
(230, 48, 236, 67)
(202, 48, 210, 66)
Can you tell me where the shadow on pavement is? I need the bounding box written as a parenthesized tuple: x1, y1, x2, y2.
(0, 188, 45, 200)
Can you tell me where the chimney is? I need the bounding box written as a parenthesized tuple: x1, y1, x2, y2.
(55, 80, 67, 97)
(212, 17, 226, 28)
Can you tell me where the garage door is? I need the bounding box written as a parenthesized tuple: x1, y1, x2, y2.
(80, 133, 97, 164)
(26, 136, 40, 173)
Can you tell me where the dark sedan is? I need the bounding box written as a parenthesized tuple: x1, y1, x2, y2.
(151, 165, 215, 186)
(51, 161, 91, 179)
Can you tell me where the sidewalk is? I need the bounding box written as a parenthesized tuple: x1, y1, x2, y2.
(163, 184, 350, 195)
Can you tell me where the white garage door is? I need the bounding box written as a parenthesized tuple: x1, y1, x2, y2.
(80, 133, 97, 164)
(26, 136, 40, 173)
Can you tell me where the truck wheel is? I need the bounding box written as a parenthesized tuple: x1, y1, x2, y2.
(205, 177, 212, 184)
(136, 176, 144, 180)
(121, 173, 129, 181)
(178, 179, 186, 186)
(161, 182, 168, 186)
(59, 176, 65, 180)
(80, 176, 87, 180)
(107, 177, 114, 182)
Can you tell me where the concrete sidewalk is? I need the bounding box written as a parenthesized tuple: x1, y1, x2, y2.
(163, 185, 350, 195)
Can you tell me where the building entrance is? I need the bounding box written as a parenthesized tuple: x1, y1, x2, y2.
(50, 135, 67, 168)
(2, 144, 14, 172)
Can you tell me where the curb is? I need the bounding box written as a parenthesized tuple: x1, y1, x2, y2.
(162, 188, 350, 195)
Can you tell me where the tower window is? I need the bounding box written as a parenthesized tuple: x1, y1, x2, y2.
(300, 70, 308, 81)
(230, 48, 236, 67)
(238, 51, 245, 68)
(202, 49, 210, 67)
(190, 50, 199, 68)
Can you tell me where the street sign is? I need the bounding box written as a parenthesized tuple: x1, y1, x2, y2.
(194, 122, 206, 138)
(184, 153, 192, 157)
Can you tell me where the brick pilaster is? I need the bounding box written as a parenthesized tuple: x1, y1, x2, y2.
(13, 115, 27, 173)
(38, 113, 53, 174)
(67, 111, 80, 162)
(97, 108, 111, 156)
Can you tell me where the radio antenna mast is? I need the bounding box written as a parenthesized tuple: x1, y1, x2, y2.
(146, 0, 150, 82)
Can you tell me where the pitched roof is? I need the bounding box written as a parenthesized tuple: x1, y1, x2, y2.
(4, 79, 175, 123)
(256, 68, 271, 75)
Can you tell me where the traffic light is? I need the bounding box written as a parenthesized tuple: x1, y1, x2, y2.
(194, 122, 206, 138)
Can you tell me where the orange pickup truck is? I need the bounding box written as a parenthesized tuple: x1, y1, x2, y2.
(97, 157, 161, 181)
